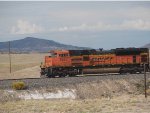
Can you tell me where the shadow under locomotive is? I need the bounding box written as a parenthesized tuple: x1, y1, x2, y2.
(40, 48, 149, 78)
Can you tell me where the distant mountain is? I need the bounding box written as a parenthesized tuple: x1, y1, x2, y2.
(141, 43, 150, 49)
(0, 37, 89, 53)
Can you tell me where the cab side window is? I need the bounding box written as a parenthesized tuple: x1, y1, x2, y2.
(59, 54, 69, 57)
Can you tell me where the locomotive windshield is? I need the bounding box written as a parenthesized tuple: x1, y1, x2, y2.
(50, 52, 57, 57)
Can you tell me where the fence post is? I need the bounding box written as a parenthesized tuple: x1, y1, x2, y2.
(144, 63, 147, 98)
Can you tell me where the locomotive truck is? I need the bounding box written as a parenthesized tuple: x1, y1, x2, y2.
(40, 48, 149, 78)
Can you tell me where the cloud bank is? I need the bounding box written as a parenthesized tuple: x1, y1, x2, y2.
(10, 19, 150, 35)
(11, 20, 44, 34)
(50, 19, 150, 32)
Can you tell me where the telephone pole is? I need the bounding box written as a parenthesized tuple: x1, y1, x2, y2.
(9, 41, 11, 73)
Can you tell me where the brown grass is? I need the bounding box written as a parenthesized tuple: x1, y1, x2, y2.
(0, 95, 150, 113)
(0, 90, 20, 103)
(0, 53, 48, 79)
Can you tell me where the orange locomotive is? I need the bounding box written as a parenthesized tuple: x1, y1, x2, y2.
(40, 48, 149, 77)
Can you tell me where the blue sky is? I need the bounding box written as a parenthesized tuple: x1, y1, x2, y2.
(0, 1, 150, 49)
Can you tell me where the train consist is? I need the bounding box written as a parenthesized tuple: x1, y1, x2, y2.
(40, 48, 149, 77)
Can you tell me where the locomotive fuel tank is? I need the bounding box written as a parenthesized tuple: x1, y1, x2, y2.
(82, 68, 120, 74)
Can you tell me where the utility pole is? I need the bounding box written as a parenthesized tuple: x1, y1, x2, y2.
(9, 41, 11, 73)
(144, 63, 147, 98)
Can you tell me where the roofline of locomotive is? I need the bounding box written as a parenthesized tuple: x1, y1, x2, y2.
(49, 48, 149, 55)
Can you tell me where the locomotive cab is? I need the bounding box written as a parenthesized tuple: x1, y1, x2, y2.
(44, 50, 71, 67)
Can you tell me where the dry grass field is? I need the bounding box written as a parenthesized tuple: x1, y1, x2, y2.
(0, 95, 150, 113)
(0, 53, 48, 79)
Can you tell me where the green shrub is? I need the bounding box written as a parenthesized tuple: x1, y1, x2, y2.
(12, 81, 26, 90)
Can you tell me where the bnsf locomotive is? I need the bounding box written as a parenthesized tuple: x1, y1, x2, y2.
(40, 48, 149, 78)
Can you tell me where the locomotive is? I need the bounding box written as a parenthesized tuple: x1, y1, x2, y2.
(40, 48, 149, 78)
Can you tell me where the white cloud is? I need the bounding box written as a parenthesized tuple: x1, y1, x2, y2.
(121, 19, 150, 30)
(11, 20, 44, 34)
(10, 19, 150, 35)
(50, 19, 150, 32)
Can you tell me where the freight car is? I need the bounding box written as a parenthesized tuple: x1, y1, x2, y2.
(40, 48, 149, 78)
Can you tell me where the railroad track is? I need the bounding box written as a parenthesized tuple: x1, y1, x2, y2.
(0, 73, 119, 81)
(0, 72, 136, 81)
(0, 73, 150, 90)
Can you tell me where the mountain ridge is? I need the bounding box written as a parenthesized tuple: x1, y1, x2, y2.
(141, 43, 150, 49)
(0, 37, 89, 53)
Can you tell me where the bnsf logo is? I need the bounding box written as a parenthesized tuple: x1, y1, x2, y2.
(92, 56, 113, 61)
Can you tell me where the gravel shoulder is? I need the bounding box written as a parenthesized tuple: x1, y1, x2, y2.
(0, 73, 149, 90)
